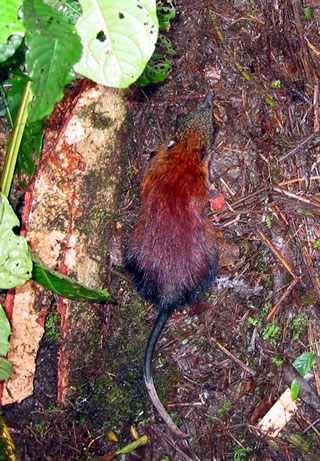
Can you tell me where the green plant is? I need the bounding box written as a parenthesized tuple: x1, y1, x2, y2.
(33, 423, 43, 436)
(289, 352, 316, 400)
(45, 312, 61, 342)
(0, 193, 113, 300)
(247, 316, 259, 327)
(293, 352, 316, 376)
(233, 446, 252, 461)
(136, 0, 176, 86)
(218, 401, 232, 417)
(270, 79, 281, 88)
(262, 322, 281, 347)
(270, 356, 283, 366)
(261, 301, 272, 316)
(291, 313, 308, 340)
(0, 304, 13, 380)
(32, 252, 113, 301)
(0, 192, 32, 288)
(301, 290, 318, 305)
(250, 0, 258, 15)
(74, 0, 158, 87)
(313, 239, 320, 249)
(0, 416, 16, 460)
(291, 378, 299, 400)
(266, 214, 273, 228)
(303, 7, 314, 21)
(1, 0, 159, 183)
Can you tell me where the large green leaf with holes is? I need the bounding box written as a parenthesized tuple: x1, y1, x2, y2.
(74, 0, 158, 88)
(0, 193, 32, 289)
(23, 0, 82, 123)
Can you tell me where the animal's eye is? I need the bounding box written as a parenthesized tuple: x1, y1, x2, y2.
(167, 139, 177, 150)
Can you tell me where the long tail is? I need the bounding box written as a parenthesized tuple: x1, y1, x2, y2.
(143, 309, 189, 438)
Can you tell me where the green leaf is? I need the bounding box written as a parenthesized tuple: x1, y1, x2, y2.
(23, 0, 82, 122)
(313, 239, 320, 249)
(264, 95, 276, 108)
(0, 304, 12, 356)
(270, 79, 281, 89)
(157, 4, 176, 30)
(293, 352, 316, 376)
(158, 34, 175, 55)
(135, 53, 172, 86)
(0, 193, 32, 289)
(303, 7, 314, 21)
(56, 0, 82, 25)
(290, 378, 300, 400)
(0, 0, 25, 43)
(0, 35, 24, 63)
(266, 214, 273, 229)
(3, 71, 27, 125)
(17, 120, 44, 182)
(117, 435, 148, 454)
(295, 208, 313, 216)
(32, 252, 114, 302)
(74, 0, 159, 88)
(0, 358, 13, 381)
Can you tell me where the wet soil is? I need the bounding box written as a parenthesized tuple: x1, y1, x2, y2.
(3, 0, 320, 460)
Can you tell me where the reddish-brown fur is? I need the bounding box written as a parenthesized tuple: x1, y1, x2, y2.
(129, 132, 217, 311)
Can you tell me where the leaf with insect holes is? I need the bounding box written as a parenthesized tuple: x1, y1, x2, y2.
(23, 0, 82, 122)
(0, 193, 32, 289)
(135, 52, 172, 86)
(0, 0, 24, 43)
(74, 0, 159, 88)
(157, 3, 176, 29)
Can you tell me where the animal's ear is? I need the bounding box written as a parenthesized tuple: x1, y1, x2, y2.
(166, 138, 177, 151)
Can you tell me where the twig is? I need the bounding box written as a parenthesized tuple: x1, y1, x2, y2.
(257, 229, 295, 277)
(278, 176, 320, 186)
(273, 186, 318, 205)
(154, 428, 198, 461)
(298, 228, 320, 301)
(277, 134, 320, 162)
(313, 83, 319, 133)
(210, 337, 256, 376)
(265, 276, 300, 321)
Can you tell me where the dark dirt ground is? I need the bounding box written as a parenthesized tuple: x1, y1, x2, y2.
(2, 0, 320, 460)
